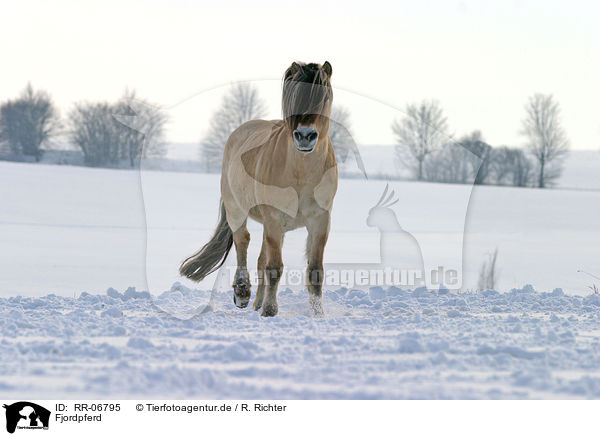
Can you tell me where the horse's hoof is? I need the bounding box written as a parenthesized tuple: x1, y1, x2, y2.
(261, 302, 278, 317)
(233, 280, 251, 309)
(252, 298, 262, 311)
(233, 292, 249, 309)
(309, 296, 324, 317)
(312, 309, 325, 318)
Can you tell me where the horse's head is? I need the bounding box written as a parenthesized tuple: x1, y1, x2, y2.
(282, 61, 333, 153)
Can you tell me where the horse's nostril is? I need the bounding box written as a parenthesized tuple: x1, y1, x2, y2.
(307, 132, 318, 143)
(293, 131, 302, 142)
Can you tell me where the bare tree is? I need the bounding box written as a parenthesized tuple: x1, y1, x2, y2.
(328, 105, 354, 168)
(521, 94, 569, 188)
(68, 90, 166, 167)
(490, 146, 533, 187)
(427, 131, 491, 185)
(0, 83, 60, 161)
(459, 131, 492, 185)
(68, 102, 120, 166)
(113, 90, 167, 167)
(392, 100, 448, 181)
(201, 83, 267, 172)
(424, 142, 473, 184)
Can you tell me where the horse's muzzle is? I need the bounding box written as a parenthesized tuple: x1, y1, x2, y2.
(293, 126, 318, 153)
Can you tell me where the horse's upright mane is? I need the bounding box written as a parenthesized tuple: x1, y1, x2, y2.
(282, 62, 332, 131)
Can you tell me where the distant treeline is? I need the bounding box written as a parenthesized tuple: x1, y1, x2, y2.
(392, 98, 570, 188)
(0, 84, 166, 167)
(410, 133, 534, 187)
(1, 84, 570, 188)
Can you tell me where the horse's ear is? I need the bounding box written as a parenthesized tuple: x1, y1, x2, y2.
(285, 62, 301, 79)
(322, 61, 332, 77)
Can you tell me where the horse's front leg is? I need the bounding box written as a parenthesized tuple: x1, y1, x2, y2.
(306, 212, 330, 317)
(261, 220, 284, 317)
(232, 224, 251, 308)
(252, 237, 267, 312)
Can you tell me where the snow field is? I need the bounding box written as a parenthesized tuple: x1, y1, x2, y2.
(1, 283, 599, 399)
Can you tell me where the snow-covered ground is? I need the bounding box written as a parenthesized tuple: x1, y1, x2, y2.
(0, 159, 599, 399)
(1, 160, 597, 296)
(1, 284, 599, 399)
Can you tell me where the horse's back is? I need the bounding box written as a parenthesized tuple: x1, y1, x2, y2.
(223, 119, 283, 160)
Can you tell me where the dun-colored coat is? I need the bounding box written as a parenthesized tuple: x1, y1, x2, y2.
(180, 61, 337, 317)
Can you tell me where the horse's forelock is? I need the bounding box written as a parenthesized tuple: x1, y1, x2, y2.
(282, 62, 332, 130)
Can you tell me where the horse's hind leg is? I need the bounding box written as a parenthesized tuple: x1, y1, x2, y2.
(252, 237, 267, 311)
(261, 220, 284, 317)
(232, 224, 251, 308)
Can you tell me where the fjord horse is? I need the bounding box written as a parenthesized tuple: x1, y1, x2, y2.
(180, 61, 337, 317)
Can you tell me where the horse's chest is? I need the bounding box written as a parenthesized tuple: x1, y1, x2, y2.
(280, 194, 319, 231)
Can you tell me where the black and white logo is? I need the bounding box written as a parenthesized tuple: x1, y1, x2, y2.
(3, 402, 50, 434)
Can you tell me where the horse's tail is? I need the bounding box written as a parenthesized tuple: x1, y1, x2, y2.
(179, 199, 233, 282)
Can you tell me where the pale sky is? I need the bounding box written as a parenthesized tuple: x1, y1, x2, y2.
(2, 0, 599, 149)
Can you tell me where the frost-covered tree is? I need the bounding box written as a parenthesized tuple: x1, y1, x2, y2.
(113, 90, 167, 167)
(520, 94, 569, 188)
(68, 90, 166, 167)
(426, 131, 492, 185)
(201, 83, 267, 172)
(424, 142, 474, 184)
(459, 131, 492, 185)
(0, 83, 60, 161)
(68, 102, 119, 166)
(489, 146, 533, 187)
(392, 100, 448, 181)
(328, 105, 354, 168)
